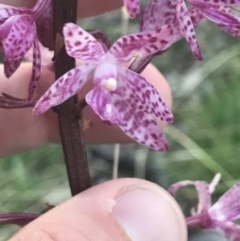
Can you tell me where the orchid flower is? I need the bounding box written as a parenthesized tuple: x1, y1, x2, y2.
(187, 0, 240, 37)
(0, 0, 51, 99)
(123, 0, 140, 18)
(33, 23, 175, 151)
(169, 174, 240, 241)
(141, 0, 204, 59)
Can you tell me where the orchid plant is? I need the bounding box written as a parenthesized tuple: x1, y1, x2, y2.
(0, 0, 240, 238)
(169, 174, 240, 241)
(0, 0, 52, 99)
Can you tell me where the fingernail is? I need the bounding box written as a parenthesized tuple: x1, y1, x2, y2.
(113, 188, 186, 241)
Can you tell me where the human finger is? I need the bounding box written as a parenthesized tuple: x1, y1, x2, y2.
(10, 178, 187, 241)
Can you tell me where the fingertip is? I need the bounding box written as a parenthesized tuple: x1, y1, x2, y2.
(111, 179, 187, 241)
(11, 178, 187, 241)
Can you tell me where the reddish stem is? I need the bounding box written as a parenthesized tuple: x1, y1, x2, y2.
(53, 0, 91, 196)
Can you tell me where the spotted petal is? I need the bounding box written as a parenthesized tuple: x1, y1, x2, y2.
(169, 180, 211, 214)
(28, 38, 41, 100)
(63, 23, 105, 62)
(141, 0, 177, 31)
(0, 4, 30, 24)
(189, 7, 205, 25)
(4, 58, 21, 78)
(176, 0, 202, 60)
(109, 26, 175, 63)
(0, 15, 35, 61)
(25, 41, 54, 71)
(119, 66, 174, 123)
(188, 0, 240, 7)
(195, 4, 240, 26)
(210, 182, 240, 222)
(123, 0, 140, 18)
(33, 64, 95, 115)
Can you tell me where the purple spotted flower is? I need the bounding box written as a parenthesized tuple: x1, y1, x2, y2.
(33, 23, 175, 151)
(141, 0, 204, 59)
(123, 0, 140, 18)
(0, 0, 52, 99)
(187, 0, 240, 37)
(169, 174, 240, 241)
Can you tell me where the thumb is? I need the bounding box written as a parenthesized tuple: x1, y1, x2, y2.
(10, 178, 187, 241)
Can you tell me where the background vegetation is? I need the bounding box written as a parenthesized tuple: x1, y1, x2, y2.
(0, 4, 239, 240)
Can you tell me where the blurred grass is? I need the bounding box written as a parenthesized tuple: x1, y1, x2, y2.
(0, 4, 240, 241)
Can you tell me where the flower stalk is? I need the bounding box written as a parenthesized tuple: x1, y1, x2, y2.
(53, 0, 91, 196)
(0, 213, 39, 226)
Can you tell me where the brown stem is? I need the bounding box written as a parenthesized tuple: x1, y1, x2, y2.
(0, 97, 37, 109)
(53, 0, 91, 196)
(0, 212, 39, 226)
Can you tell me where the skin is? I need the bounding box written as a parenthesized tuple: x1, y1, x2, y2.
(0, 1, 187, 240)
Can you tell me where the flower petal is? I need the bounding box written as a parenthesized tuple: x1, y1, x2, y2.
(4, 58, 21, 78)
(25, 41, 54, 71)
(31, 0, 51, 20)
(118, 66, 174, 123)
(188, 0, 240, 7)
(63, 23, 105, 62)
(0, 4, 30, 23)
(33, 64, 95, 115)
(123, 0, 140, 18)
(210, 182, 240, 221)
(189, 7, 205, 25)
(169, 180, 211, 214)
(141, 0, 177, 31)
(176, 0, 202, 60)
(108, 26, 175, 63)
(28, 38, 41, 100)
(86, 87, 120, 124)
(36, 2, 54, 50)
(120, 113, 169, 151)
(198, 5, 240, 26)
(0, 15, 35, 61)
